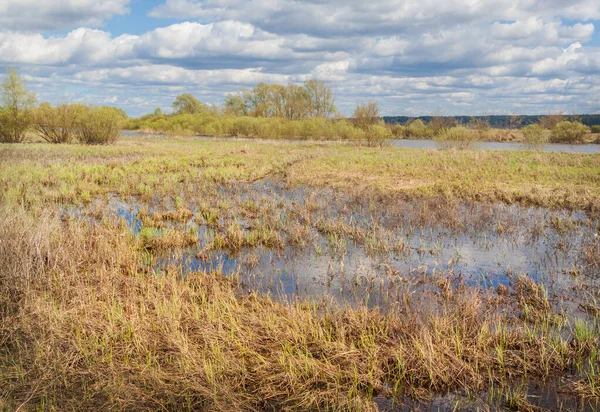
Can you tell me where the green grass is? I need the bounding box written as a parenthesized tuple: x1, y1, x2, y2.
(1, 136, 599, 211)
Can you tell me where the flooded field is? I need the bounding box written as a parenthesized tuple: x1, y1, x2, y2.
(2, 138, 599, 411)
(62, 180, 600, 410)
(72, 181, 599, 308)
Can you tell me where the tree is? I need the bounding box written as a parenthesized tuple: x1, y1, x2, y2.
(283, 83, 310, 120)
(0, 67, 37, 143)
(172, 93, 207, 115)
(223, 92, 249, 117)
(304, 79, 336, 118)
(353, 101, 380, 130)
(153, 107, 163, 116)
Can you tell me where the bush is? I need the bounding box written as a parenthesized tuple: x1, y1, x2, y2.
(362, 124, 391, 147)
(522, 124, 549, 151)
(34, 103, 84, 143)
(591, 125, 600, 134)
(435, 126, 478, 150)
(550, 121, 588, 144)
(0, 68, 37, 143)
(0, 109, 33, 143)
(405, 119, 428, 138)
(76, 107, 121, 145)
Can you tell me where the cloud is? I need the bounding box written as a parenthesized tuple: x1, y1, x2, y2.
(149, 0, 600, 37)
(0, 0, 131, 31)
(1, 0, 599, 116)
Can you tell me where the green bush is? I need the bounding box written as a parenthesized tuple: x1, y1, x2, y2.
(591, 125, 600, 133)
(521, 124, 549, 151)
(0, 68, 37, 143)
(76, 107, 121, 145)
(362, 124, 391, 147)
(405, 119, 428, 138)
(0, 109, 32, 143)
(34, 103, 84, 143)
(550, 121, 588, 143)
(435, 126, 478, 150)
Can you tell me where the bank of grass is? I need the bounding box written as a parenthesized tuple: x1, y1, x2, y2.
(125, 113, 600, 144)
(1, 137, 599, 211)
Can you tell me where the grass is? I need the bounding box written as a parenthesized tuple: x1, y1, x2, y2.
(1, 136, 599, 211)
(1, 136, 599, 410)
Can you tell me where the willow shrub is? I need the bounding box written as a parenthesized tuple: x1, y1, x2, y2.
(34, 103, 85, 144)
(76, 107, 121, 145)
(551, 121, 589, 144)
(435, 126, 478, 150)
(522, 124, 549, 151)
(0, 108, 32, 143)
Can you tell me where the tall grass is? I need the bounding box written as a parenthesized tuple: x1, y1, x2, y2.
(1, 209, 597, 410)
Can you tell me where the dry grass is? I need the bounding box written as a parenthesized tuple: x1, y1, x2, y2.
(0, 208, 598, 410)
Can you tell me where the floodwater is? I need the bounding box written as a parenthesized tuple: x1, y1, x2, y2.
(66, 181, 600, 410)
(391, 138, 600, 154)
(121, 130, 600, 154)
(72, 181, 600, 310)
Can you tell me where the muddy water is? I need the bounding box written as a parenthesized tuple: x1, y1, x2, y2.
(90, 181, 600, 310)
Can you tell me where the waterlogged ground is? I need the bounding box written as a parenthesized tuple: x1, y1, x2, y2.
(3, 139, 600, 411)
(62, 180, 600, 410)
(65, 179, 599, 311)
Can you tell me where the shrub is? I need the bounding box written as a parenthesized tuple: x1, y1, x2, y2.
(353, 101, 380, 130)
(390, 124, 405, 138)
(469, 117, 491, 140)
(405, 119, 428, 138)
(358, 124, 391, 147)
(591, 125, 600, 134)
(34, 103, 83, 143)
(76, 107, 121, 145)
(435, 126, 477, 150)
(550, 121, 588, 144)
(522, 124, 549, 151)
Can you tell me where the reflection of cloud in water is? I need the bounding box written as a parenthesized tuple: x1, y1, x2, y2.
(78, 186, 600, 308)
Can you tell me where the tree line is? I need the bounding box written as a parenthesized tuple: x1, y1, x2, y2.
(0, 68, 126, 144)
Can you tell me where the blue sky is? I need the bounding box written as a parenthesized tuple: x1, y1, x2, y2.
(1, 0, 599, 117)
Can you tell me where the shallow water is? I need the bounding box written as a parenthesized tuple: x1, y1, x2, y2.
(65, 181, 600, 410)
(121, 131, 600, 154)
(79, 181, 600, 310)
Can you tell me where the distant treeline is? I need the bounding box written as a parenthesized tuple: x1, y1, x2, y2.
(383, 115, 600, 128)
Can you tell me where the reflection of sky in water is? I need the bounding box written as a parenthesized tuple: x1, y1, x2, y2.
(95, 188, 599, 307)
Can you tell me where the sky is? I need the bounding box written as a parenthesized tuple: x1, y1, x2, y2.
(1, 0, 599, 117)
